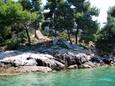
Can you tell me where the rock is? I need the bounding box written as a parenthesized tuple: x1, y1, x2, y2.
(111, 56, 115, 61)
(52, 38, 72, 49)
(17, 66, 52, 73)
(0, 53, 37, 67)
(79, 61, 95, 68)
(35, 30, 50, 41)
(14, 59, 37, 67)
(75, 53, 91, 63)
(68, 65, 78, 69)
(1, 45, 114, 72)
(52, 38, 83, 50)
(91, 56, 103, 63)
(53, 60, 65, 70)
(0, 51, 65, 70)
(101, 55, 113, 65)
(0, 66, 52, 75)
(0, 51, 22, 59)
(103, 59, 112, 64)
(53, 48, 94, 67)
(71, 44, 83, 50)
(0, 49, 93, 70)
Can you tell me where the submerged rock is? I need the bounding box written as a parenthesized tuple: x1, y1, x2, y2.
(0, 66, 52, 75)
(17, 66, 52, 73)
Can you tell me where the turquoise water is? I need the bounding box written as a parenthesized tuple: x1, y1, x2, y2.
(0, 67, 115, 86)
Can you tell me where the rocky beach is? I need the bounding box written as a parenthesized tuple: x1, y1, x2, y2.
(0, 40, 115, 75)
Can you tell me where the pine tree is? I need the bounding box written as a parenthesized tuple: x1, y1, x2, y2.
(67, 0, 99, 44)
(44, 0, 74, 42)
(96, 6, 115, 53)
(0, 0, 37, 48)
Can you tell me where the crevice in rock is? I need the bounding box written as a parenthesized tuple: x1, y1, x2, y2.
(36, 59, 47, 66)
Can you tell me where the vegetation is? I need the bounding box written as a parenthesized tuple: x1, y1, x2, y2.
(0, 0, 114, 54)
(0, 0, 38, 49)
(96, 6, 115, 54)
(67, 0, 99, 44)
(43, 0, 74, 42)
(43, 0, 99, 45)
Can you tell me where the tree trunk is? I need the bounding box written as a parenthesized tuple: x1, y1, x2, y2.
(67, 31, 72, 44)
(25, 26, 31, 46)
(35, 28, 38, 39)
(35, 23, 40, 39)
(75, 28, 79, 44)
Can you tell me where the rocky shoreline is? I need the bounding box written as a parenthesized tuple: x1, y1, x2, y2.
(0, 46, 115, 75)
(0, 39, 114, 75)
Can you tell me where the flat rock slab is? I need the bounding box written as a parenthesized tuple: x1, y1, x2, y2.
(0, 66, 52, 75)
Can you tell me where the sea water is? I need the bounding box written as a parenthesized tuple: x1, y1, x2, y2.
(0, 67, 115, 86)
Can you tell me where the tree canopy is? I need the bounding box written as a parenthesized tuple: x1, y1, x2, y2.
(43, 0, 99, 44)
(0, 0, 37, 49)
(96, 6, 115, 53)
(1, 0, 114, 53)
(67, 0, 99, 43)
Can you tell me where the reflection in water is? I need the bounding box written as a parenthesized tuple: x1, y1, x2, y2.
(0, 67, 115, 86)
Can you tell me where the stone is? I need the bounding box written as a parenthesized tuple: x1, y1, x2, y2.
(18, 66, 52, 73)
(91, 56, 103, 63)
(0, 51, 65, 70)
(68, 65, 78, 69)
(1, 44, 114, 73)
(79, 61, 95, 68)
(0, 66, 52, 75)
(75, 53, 91, 63)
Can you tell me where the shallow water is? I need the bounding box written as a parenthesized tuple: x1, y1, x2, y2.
(0, 67, 115, 86)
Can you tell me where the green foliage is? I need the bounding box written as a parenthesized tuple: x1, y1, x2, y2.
(6, 38, 21, 50)
(19, 0, 43, 26)
(0, 0, 37, 49)
(59, 32, 68, 39)
(81, 34, 97, 42)
(43, 0, 100, 44)
(44, 0, 74, 42)
(67, 0, 99, 44)
(108, 6, 115, 17)
(18, 0, 32, 11)
(96, 6, 115, 53)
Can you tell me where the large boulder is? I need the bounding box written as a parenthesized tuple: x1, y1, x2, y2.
(0, 51, 65, 70)
(79, 61, 95, 68)
(90, 55, 103, 63)
(53, 49, 93, 66)
(75, 53, 91, 64)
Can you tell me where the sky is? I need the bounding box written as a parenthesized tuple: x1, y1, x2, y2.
(42, 0, 115, 28)
(89, 0, 115, 27)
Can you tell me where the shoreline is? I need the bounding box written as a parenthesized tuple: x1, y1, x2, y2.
(0, 64, 113, 76)
(0, 66, 52, 76)
(0, 49, 115, 76)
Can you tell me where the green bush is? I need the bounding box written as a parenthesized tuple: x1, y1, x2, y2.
(6, 39, 19, 50)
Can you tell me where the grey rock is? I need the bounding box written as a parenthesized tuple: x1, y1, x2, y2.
(80, 61, 95, 68)
(0, 51, 65, 70)
(68, 65, 78, 69)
